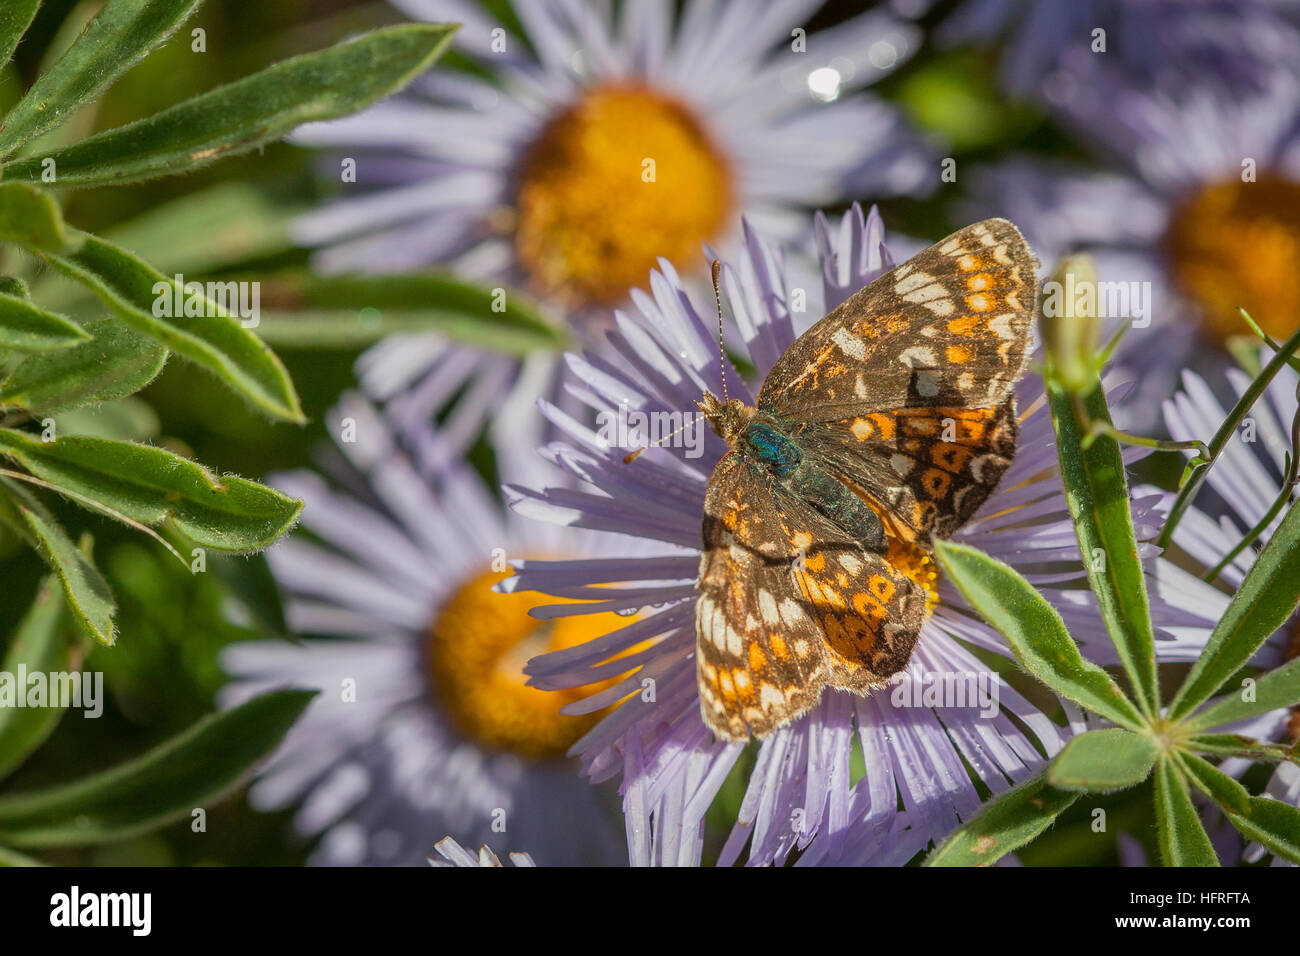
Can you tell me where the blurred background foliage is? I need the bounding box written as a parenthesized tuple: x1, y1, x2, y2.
(0, 0, 1180, 866)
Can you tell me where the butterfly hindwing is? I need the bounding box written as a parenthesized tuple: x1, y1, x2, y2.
(758, 218, 1035, 421)
(697, 451, 926, 740)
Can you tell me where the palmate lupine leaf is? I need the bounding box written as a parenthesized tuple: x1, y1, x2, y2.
(0, 429, 301, 552)
(0, 317, 168, 413)
(1186, 734, 1296, 762)
(0, 481, 115, 645)
(1225, 795, 1300, 864)
(1047, 729, 1160, 792)
(0, 0, 202, 156)
(924, 773, 1080, 866)
(1046, 378, 1159, 715)
(1, 23, 459, 189)
(0, 689, 315, 847)
(1168, 497, 1300, 720)
(0, 576, 81, 780)
(1178, 752, 1252, 815)
(933, 539, 1145, 729)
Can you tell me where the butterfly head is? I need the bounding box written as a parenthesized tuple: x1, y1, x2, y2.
(697, 390, 754, 447)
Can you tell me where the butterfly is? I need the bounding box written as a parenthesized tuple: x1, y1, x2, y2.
(692, 218, 1035, 742)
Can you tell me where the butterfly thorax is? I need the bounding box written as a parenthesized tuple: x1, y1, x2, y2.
(699, 391, 885, 550)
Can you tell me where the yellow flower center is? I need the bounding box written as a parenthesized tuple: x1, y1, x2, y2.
(513, 83, 733, 307)
(1165, 175, 1300, 343)
(427, 568, 639, 760)
(889, 536, 940, 613)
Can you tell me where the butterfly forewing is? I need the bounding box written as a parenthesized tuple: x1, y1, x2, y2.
(758, 218, 1035, 420)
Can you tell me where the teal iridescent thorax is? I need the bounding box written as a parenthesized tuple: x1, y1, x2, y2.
(739, 419, 884, 551)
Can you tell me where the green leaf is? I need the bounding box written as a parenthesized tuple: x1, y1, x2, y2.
(0, 844, 42, 866)
(0, 318, 167, 412)
(1188, 733, 1296, 762)
(933, 539, 1145, 729)
(0, 182, 83, 253)
(0, 428, 302, 552)
(924, 772, 1079, 866)
(105, 181, 295, 276)
(2, 23, 459, 188)
(0, 688, 315, 846)
(1046, 379, 1159, 714)
(1184, 657, 1300, 732)
(1177, 753, 1252, 816)
(1047, 729, 1159, 792)
(0, 1, 40, 74)
(54, 396, 160, 442)
(1225, 794, 1300, 864)
(1153, 757, 1218, 866)
(254, 272, 567, 354)
(0, 479, 115, 644)
(1169, 498, 1300, 720)
(0, 577, 78, 780)
(43, 232, 303, 422)
(0, 290, 89, 352)
(0, 0, 201, 155)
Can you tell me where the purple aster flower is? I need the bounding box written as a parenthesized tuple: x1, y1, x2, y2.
(219, 389, 648, 866)
(931, 0, 1300, 99)
(429, 837, 536, 867)
(503, 203, 1205, 866)
(291, 0, 933, 312)
(966, 55, 1300, 353)
(1160, 357, 1300, 866)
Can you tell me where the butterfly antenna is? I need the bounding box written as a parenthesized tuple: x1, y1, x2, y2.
(712, 258, 728, 402)
(622, 413, 704, 464)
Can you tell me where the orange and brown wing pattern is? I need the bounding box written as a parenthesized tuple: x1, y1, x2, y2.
(758, 218, 1036, 421)
(697, 453, 831, 741)
(795, 397, 1019, 544)
(696, 453, 927, 739)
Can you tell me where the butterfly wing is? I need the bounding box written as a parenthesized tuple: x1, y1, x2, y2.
(696, 451, 926, 741)
(790, 398, 1019, 544)
(758, 218, 1035, 421)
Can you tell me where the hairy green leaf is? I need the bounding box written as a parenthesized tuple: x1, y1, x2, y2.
(1153, 757, 1218, 866)
(0, 182, 83, 253)
(1047, 729, 1159, 792)
(1188, 733, 1296, 762)
(1169, 498, 1300, 720)
(1184, 657, 1300, 732)
(1177, 752, 1251, 816)
(925, 772, 1079, 867)
(933, 539, 1145, 729)
(1226, 793, 1300, 864)
(0, 0, 201, 155)
(0, 480, 114, 644)
(0, 291, 89, 352)
(0, 689, 315, 846)
(1046, 379, 1158, 714)
(0, 318, 167, 412)
(0, 576, 79, 779)
(0, 1, 40, 75)
(0, 428, 302, 552)
(43, 232, 303, 421)
(2, 24, 458, 187)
